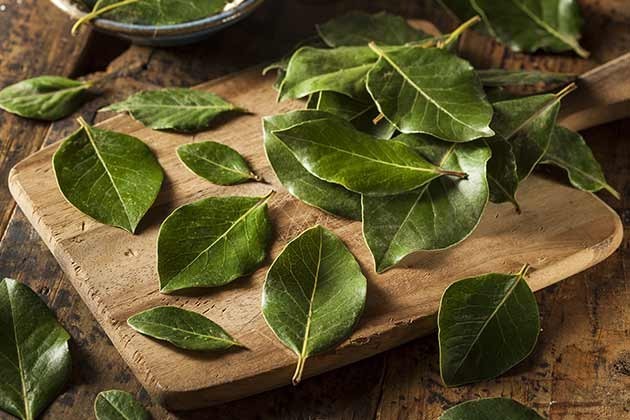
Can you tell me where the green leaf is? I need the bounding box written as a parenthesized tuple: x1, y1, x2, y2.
(127, 306, 240, 351)
(177, 141, 260, 185)
(309, 91, 396, 139)
(477, 69, 576, 87)
(73, 0, 228, 32)
(262, 225, 367, 385)
(438, 265, 540, 387)
(486, 138, 521, 211)
(542, 126, 619, 198)
(101, 88, 243, 132)
(0, 76, 90, 121)
(440, 398, 544, 420)
(278, 46, 377, 101)
(94, 390, 150, 420)
(366, 44, 494, 142)
(316, 11, 428, 47)
(53, 118, 164, 234)
(263, 110, 362, 220)
(363, 134, 490, 272)
(442, 0, 588, 57)
(157, 194, 273, 293)
(273, 117, 463, 196)
(0, 278, 71, 420)
(491, 91, 563, 181)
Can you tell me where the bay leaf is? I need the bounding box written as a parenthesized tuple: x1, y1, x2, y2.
(316, 11, 428, 47)
(157, 193, 273, 293)
(486, 138, 520, 211)
(272, 117, 465, 196)
(128, 306, 240, 351)
(477, 69, 577, 87)
(542, 126, 619, 198)
(101, 88, 243, 132)
(363, 134, 490, 273)
(308, 91, 396, 139)
(177, 141, 260, 185)
(0, 76, 90, 121)
(73, 0, 228, 33)
(438, 265, 539, 387)
(366, 44, 494, 142)
(278, 46, 377, 101)
(263, 110, 362, 220)
(262, 225, 367, 384)
(440, 398, 544, 420)
(0, 278, 71, 420)
(94, 390, 149, 420)
(441, 0, 588, 57)
(53, 118, 164, 234)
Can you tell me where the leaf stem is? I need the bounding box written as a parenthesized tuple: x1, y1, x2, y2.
(439, 169, 468, 179)
(292, 356, 306, 385)
(437, 15, 481, 49)
(372, 113, 385, 125)
(71, 0, 140, 35)
(517, 263, 531, 278)
(554, 82, 577, 101)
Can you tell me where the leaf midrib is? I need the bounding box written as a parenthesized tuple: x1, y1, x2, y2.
(133, 319, 237, 346)
(299, 228, 324, 362)
(102, 393, 134, 420)
(448, 274, 523, 380)
(1, 83, 87, 104)
(6, 283, 32, 420)
(118, 103, 233, 111)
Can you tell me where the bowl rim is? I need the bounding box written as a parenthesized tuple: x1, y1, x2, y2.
(50, 0, 264, 36)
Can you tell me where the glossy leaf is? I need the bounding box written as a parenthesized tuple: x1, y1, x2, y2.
(177, 141, 259, 185)
(486, 138, 520, 210)
(491, 92, 562, 181)
(157, 194, 272, 293)
(441, 0, 588, 57)
(0, 278, 71, 420)
(74, 0, 228, 32)
(278, 46, 377, 101)
(477, 69, 576, 87)
(438, 265, 540, 386)
(102, 88, 242, 132)
(94, 390, 149, 420)
(309, 91, 396, 139)
(263, 110, 362, 220)
(262, 225, 367, 384)
(363, 134, 490, 272)
(0, 76, 90, 121)
(273, 117, 460, 196)
(542, 126, 619, 198)
(317, 11, 428, 47)
(128, 306, 240, 351)
(440, 398, 544, 420)
(53, 118, 163, 234)
(366, 44, 494, 142)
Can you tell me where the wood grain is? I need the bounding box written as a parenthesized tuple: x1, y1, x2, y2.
(8, 66, 623, 409)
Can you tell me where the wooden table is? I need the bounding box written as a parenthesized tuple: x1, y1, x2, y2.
(0, 1, 628, 418)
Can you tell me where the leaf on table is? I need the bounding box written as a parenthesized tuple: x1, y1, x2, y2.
(0, 278, 71, 420)
(127, 306, 241, 351)
(52, 118, 164, 234)
(541, 126, 619, 198)
(101, 88, 244, 132)
(263, 110, 362, 220)
(486, 138, 520, 210)
(366, 44, 494, 142)
(0, 76, 90, 121)
(177, 141, 260, 185)
(440, 0, 588, 57)
(278, 46, 377, 101)
(273, 117, 463, 196)
(308, 91, 396, 139)
(363, 133, 490, 272)
(262, 225, 367, 385)
(157, 193, 273, 293)
(73, 0, 229, 32)
(94, 390, 150, 420)
(477, 69, 577, 87)
(316, 11, 428, 47)
(438, 265, 540, 387)
(439, 398, 544, 420)
(262, 36, 326, 91)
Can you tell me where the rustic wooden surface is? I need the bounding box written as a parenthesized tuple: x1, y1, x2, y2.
(0, 0, 628, 418)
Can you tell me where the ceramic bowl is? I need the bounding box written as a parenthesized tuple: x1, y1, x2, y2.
(51, 0, 265, 46)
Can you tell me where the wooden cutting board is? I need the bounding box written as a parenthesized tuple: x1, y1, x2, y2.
(8, 68, 623, 411)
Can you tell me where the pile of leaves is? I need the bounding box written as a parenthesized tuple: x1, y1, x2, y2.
(263, 11, 617, 273)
